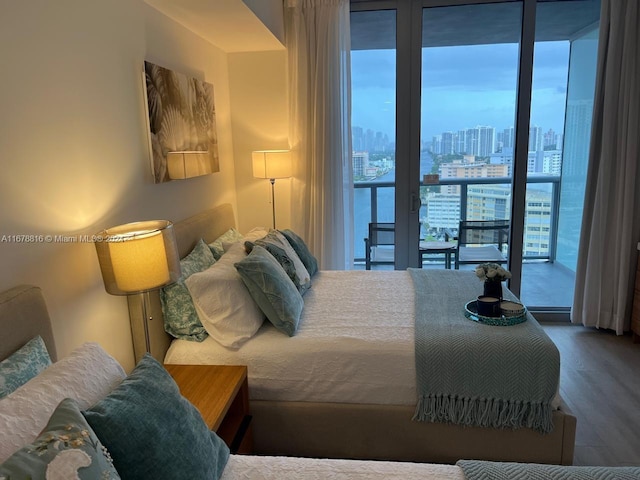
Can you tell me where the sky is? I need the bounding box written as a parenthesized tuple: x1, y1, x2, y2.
(351, 41, 570, 142)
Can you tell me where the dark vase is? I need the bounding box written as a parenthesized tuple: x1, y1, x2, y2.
(483, 280, 503, 300)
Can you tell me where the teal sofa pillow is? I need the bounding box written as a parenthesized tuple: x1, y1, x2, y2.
(160, 239, 215, 341)
(280, 229, 319, 276)
(83, 354, 229, 480)
(235, 245, 304, 336)
(0, 335, 51, 398)
(0, 398, 120, 479)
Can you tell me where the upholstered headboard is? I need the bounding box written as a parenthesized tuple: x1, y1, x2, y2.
(0, 285, 58, 362)
(132, 203, 237, 363)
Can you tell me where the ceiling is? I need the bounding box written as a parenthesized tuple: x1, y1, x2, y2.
(145, 0, 600, 53)
(144, 0, 285, 52)
(352, 0, 601, 50)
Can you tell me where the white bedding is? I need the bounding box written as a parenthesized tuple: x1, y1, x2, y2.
(220, 455, 465, 480)
(165, 271, 418, 405)
(165, 269, 560, 408)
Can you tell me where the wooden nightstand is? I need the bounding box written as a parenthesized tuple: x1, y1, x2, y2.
(165, 364, 253, 454)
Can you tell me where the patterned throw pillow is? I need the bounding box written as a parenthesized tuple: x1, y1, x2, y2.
(235, 245, 304, 336)
(83, 354, 229, 480)
(0, 398, 120, 479)
(160, 239, 215, 341)
(255, 231, 311, 294)
(208, 228, 243, 260)
(0, 335, 51, 399)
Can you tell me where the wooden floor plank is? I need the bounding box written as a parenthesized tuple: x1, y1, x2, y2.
(542, 323, 640, 466)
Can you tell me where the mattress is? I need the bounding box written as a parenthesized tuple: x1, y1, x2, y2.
(165, 270, 560, 407)
(165, 270, 417, 405)
(220, 455, 465, 480)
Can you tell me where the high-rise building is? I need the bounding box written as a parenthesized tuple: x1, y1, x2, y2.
(352, 151, 369, 177)
(529, 125, 543, 152)
(503, 127, 514, 149)
(477, 126, 495, 156)
(542, 150, 562, 175)
(441, 131, 455, 155)
(457, 130, 467, 153)
(352, 126, 364, 151)
(543, 128, 557, 149)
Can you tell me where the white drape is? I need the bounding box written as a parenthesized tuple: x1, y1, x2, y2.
(571, 0, 640, 334)
(284, 0, 354, 270)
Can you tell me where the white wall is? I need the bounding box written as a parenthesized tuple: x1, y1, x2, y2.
(0, 0, 237, 371)
(228, 50, 290, 233)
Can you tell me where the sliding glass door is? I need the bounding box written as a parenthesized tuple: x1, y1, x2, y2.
(419, 1, 522, 271)
(351, 0, 600, 314)
(351, 9, 397, 269)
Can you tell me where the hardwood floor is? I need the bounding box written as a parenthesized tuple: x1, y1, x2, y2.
(542, 323, 640, 466)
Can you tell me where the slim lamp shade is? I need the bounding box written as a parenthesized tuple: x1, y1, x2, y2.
(95, 220, 181, 295)
(252, 150, 292, 179)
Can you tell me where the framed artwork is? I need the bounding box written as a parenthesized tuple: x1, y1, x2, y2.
(143, 61, 220, 183)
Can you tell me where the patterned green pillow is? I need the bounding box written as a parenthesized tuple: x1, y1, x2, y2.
(0, 336, 51, 399)
(235, 245, 304, 336)
(160, 239, 215, 341)
(280, 229, 318, 276)
(0, 398, 120, 479)
(208, 228, 243, 260)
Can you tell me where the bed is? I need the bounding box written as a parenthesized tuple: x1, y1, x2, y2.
(138, 204, 577, 465)
(4, 287, 640, 479)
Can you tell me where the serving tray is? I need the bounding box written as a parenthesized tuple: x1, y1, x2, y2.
(464, 300, 527, 326)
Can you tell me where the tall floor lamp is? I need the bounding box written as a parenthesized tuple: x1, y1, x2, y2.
(94, 220, 180, 362)
(252, 150, 292, 229)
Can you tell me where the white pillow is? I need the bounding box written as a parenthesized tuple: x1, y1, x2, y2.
(0, 342, 125, 462)
(244, 227, 269, 242)
(186, 242, 265, 349)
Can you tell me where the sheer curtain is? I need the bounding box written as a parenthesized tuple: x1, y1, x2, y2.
(284, 0, 354, 270)
(572, 0, 640, 333)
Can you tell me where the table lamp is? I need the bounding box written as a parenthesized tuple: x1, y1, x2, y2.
(252, 150, 292, 229)
(94, 220, 180, 360)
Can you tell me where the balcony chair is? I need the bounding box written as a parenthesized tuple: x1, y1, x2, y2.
(364, 223, 456, 270)
(449, 219, 510, 269)
(364, 223, 395, 270)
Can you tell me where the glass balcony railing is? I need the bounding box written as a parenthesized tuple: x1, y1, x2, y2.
(354, 175, 561, 265)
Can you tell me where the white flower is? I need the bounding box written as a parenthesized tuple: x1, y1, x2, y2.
(475, 262, 511, 282)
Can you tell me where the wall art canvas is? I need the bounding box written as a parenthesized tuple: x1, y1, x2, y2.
(144, 61, 219, 183)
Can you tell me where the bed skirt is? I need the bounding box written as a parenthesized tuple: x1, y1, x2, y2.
(250, 399, 576, 465)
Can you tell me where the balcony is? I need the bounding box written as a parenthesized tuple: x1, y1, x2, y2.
(354, 175, 575, 309)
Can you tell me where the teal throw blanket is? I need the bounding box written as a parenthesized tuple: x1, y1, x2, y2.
(409, 269, 559, 433)
(457, 460, 640, 479)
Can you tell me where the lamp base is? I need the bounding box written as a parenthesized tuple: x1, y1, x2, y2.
(126, 292, 170, 364)
(270, 178, 276, 229)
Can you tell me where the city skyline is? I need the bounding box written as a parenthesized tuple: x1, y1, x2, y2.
(352, 123, 563, 156)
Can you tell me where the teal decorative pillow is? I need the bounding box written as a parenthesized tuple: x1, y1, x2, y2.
(0, 335, 51, 399)
(160, 239, 215, 341)
(83, 354, 229, 480)
(235, 245, 304, 336)
(245, 240, 301, 293)
(208, 228, 243, 260)
(0, 398, 120, 479)
(280, 229, 319, 276)
(255, 231, 311, 295)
